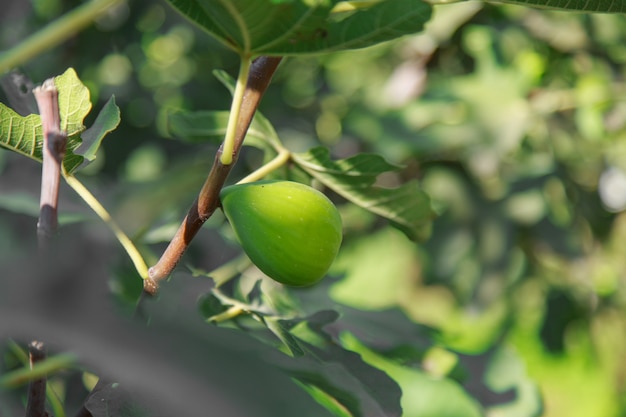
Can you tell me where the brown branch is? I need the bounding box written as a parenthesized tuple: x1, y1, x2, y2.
(25, 341, 48, 417)
(33, 79, 67, 248)
(144, 56, 283, 295)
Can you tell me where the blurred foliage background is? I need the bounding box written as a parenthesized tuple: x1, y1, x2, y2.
(2, 0, 626, 416)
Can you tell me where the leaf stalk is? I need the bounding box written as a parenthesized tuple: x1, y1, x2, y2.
(63, 174, 150, 279)
(220, 56, 252, 165)
(237, 147, 291, 184)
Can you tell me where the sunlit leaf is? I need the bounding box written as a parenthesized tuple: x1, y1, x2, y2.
(0, 108, 43, 160)
(292, 147, 435, 240)
(55, 67, 91, 136)
(163, 0, 432, 56)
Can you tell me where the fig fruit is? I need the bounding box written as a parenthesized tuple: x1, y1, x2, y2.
(220, 180, 342, 286)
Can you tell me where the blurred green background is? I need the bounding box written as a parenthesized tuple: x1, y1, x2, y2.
(2, 1, 626, 416)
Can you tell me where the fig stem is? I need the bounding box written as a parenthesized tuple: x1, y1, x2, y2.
(237, 147, 291, 184)
(145, 56, 283, 295)
(220, 55, 252, 166)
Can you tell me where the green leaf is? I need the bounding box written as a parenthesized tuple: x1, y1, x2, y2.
(0, 107, 44, 161)
(55, 67, 91, 136)
(163, 0, 432, 56)
(0, 68, 118, 174)
(198, 285, 307, 356)
(194, 271, 404, 417)
(485, 0, 625, 13)
(75, 96, 121, 166)
(292, 147, 434, 240)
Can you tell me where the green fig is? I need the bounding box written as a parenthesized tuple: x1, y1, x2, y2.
(220, 180, 342, 286)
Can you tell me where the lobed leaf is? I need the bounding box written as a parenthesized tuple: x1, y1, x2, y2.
(163, 0, 432, 56)
(197, 277, 405, 416)
(292, 147, 435, 240)
(254, 306, 404, 417)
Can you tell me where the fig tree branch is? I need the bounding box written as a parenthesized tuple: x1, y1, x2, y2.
(34, 79, 66, 247)
(145, 56, 283, 295)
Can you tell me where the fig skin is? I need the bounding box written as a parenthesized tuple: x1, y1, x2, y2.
(220, 180, 343, 286)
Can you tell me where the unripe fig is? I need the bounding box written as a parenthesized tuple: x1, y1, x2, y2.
(220, 180, 342, 286)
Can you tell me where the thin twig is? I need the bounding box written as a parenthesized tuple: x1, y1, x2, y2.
(25, 341, 48, 417)
(33, 79, 67, 247)
(145, 56, 283, 295)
